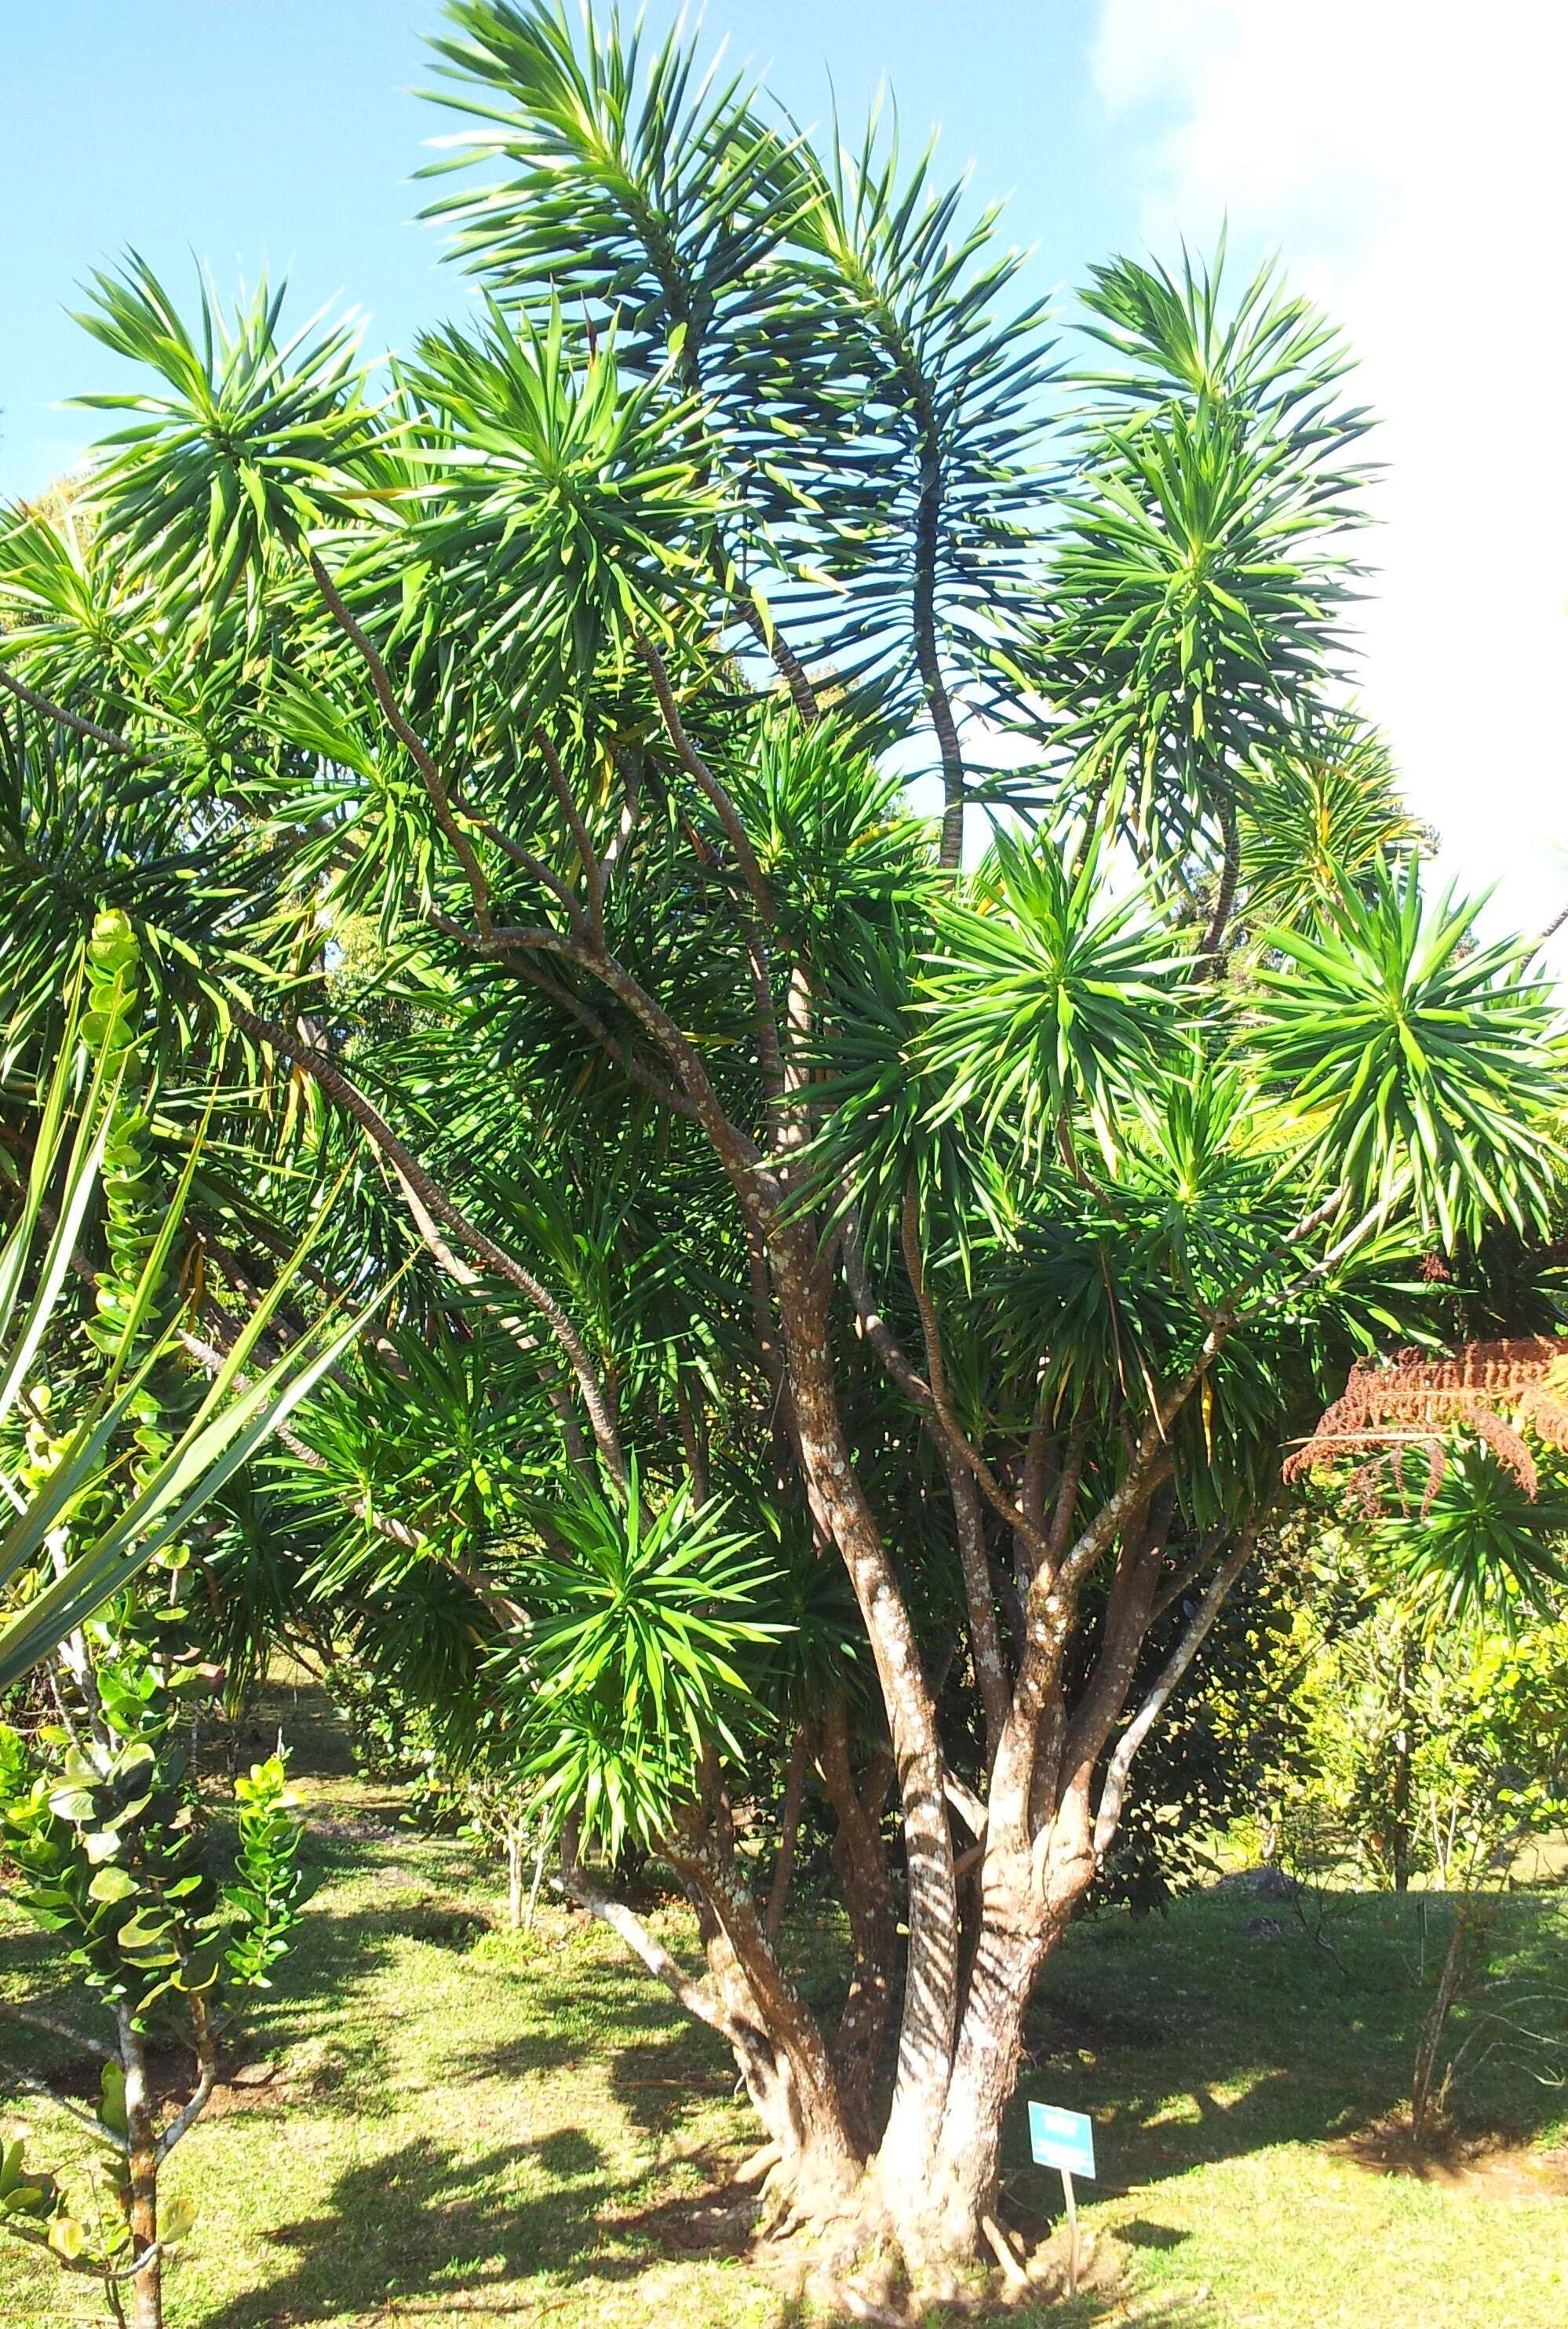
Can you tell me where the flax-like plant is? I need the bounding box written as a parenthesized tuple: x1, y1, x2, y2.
(0, 927, 375, 1690)
(1380, 1434, 1568, 1630)
(1238, 709, 1420, 933)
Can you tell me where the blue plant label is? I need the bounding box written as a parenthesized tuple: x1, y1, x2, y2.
(1027, 2100, 1096, 2178)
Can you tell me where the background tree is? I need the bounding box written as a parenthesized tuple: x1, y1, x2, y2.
(0, 0, 1563, 2294)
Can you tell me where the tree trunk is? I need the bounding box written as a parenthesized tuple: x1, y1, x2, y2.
(117, 2010, 162, 2329)
(1391, 1639, 1413, 1894)
(891, 1800, 1097, 2275)
(1411, 1901, 1471, 2145)
(672, 1820, 865, 2214)
(769, 1237, 961, 2190)
(816, 1707, 897, 2144)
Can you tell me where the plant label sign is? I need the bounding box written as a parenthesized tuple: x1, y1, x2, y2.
(1027, 2101, 1095, 2179)
(1028, 2101, 1095, 2294)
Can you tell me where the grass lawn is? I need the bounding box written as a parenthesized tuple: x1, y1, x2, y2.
(2, 1678, 1565, 2327)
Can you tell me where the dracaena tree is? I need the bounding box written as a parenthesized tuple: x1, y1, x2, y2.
(1, 0, 1563, 2291)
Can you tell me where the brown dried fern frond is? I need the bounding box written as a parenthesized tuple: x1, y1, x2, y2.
(1285, 1337, 1568, 1503)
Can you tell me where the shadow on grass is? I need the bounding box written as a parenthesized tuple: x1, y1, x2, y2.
(1005, 1882, 1568, 2211)
(449, 1953, 738, 2143)
(196, 2126, 1210, 2329)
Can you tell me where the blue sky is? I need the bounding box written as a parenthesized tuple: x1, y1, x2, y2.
(0, 2, 1141, 493)
(4, 2, 1565, 960)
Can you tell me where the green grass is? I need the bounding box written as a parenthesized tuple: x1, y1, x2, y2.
(2, 1681, 1565, 2327)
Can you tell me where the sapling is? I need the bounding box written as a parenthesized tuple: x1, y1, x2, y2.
(0, 1619, 311, 2329)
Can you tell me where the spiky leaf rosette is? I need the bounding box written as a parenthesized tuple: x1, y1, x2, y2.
(1379, 1433, 1568, 1630)
(1252, 861, 1562, 1244)
(918, 829, 1190, 1167)
(1238, 709, 1420, 933)
(73, 258, 389, 621)
(501, 1464, 778, 1855)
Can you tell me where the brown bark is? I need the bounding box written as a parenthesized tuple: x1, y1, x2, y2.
(816, 1704, 898, 2139)
(911, 430, 965, 870)
(765, 1722, 811, 1944)
(117, 2010, 161, 2329)
(232, 1004, 621, 1486)
(770, 1233, 961, 2183)
(1200, 793, 1241, 964)
(919, 1835, 1098, 2262)
(899, 1186, 1010, 1762)
(667, 1805, 862, 2201)
(0, 655, 140, 755)
(718, 551, 822, 725)
(308, 551, 494, 936)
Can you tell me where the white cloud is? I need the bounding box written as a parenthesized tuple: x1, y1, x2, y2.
(1093, 0, 1568, 970)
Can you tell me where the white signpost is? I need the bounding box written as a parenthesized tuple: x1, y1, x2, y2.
(1027, 2101, 1096, 2294)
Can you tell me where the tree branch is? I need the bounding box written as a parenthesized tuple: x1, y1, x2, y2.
(534, 727, 603, 939)
(471, 923, 779, 1218)
(307, 549, 494, 937)
(638, 636, 777, 930)
(558, 1821, 729, 2036)
(232, 1004, 624, 1487)
(0, 1999, 111, 2058)
(0, 655, 140, 756)
(153, 2004, 216, 2163)
(1092, 1522, 1260, 1858)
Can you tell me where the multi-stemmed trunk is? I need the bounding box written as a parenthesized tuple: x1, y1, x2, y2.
(631, 1748, 1109, 2286)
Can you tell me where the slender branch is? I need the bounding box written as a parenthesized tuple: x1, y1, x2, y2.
(637, 640, 786, 1102)
(1235, 1178, 1411, 1323)
(637, 636, 777, 930)
(2, 2066, 126, 2145)
(500, 954, 698, 1121)
(899, 1185, 1052, 1573)
(1045, 1416, 1089, 1574)
(1059, 1486, 1172, 1786)
(153, 2010, 216, 2163)
(944, 1773, 988, 1839)
(472, 818, 589, 935)
(1200, 793, 1241, 963)
(841, 1203, 932, 1408)
(534, 727, 603, 939)
(1092, 1523, 1260, 1857)
(713, 542, 822, 724)
(0, 1999, 111, 2057)
(381, 1154, 595, 1478)
(232, 1004, 624, 1487)
(892, 1189, 1016, 1754)
(306, 550, 494, 936)
(177, 1321, 529, 1627)
(558, 1821, 729, 2035)
(1150, 1525, 1231, 1621)
(764, 1722, 811, 1944)
(602, 746, 641, 873)
(472, 924, 779, 1215)
(1016, 1400, 1053, 1580)
(910, 423, 965, 869)
(1216, 1184, 1348, 1323)
(0, 656, 140, 756)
